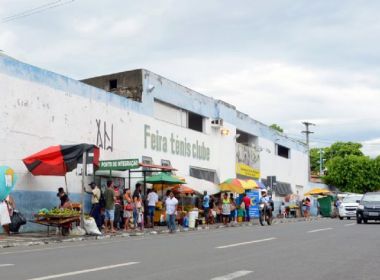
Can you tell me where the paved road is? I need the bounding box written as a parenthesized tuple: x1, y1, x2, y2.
(0, 219, 379, 280)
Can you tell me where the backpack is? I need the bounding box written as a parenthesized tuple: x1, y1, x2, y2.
(99, 191, 106, 208)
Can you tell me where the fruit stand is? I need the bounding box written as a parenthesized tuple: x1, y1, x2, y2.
(32, 208, 81, 236)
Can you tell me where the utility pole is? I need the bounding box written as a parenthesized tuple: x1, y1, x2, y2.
(302, 121, 315, 181)
(319, 148, 324, 176)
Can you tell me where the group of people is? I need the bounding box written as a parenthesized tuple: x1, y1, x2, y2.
(201, 189, 272, 226)
(83, 181, 180, 234)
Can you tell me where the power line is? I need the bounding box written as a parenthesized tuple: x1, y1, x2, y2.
(1, 0, 76, 23)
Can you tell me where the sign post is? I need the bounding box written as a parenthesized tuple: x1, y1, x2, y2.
(81, 152, 87, 227)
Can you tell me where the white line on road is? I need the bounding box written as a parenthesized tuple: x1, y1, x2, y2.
(25, 262, 139, 280)
(0, 264, 14, 267)
(307, 227, 333, 233)
(211, 270, 253, 280)
(216, 237, 277, 249)
(344, 223, 356, 227)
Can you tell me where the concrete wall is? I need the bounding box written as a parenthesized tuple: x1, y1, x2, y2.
(0, 54, 309, 231)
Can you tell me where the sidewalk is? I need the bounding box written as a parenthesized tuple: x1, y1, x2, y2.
(0, 217, 321, 249)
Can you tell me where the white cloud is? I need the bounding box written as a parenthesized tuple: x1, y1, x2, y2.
(1, 0, 380, 157)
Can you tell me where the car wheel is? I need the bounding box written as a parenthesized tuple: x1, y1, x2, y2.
(363, 219, 368, 224)
(357, 216, 362, 224)
(339, 216, 343, 220)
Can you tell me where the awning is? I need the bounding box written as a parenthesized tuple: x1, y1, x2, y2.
(261, 179, 293, 196)
(274, 182, 293, 196)
(179, 175, 220, 195)
(139, 163, 177, 171)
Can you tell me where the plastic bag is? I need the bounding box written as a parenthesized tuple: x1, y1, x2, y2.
(83, 217, 102, 235)
(70, 226, 86, 236)
(9, 210, 27, 233)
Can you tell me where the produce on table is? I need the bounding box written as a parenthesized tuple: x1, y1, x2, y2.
(38, 208, 80, 217)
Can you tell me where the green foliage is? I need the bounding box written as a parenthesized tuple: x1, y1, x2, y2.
(324, 142, 363, 161)
(323, 155, 380, 193)
(269, 124, 284, 133)
(311, 141, 380, 193)
(310, 147, 328, 174)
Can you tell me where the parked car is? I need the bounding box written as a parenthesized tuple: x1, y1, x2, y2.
(356, 192, 380, 224)
(338, 194, 363, 220)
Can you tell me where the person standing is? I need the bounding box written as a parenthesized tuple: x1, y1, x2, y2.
(123, 189, 133, 231)
(229, 193, 237, 224)
(103, 180, 116, 233)
(84, 182, 101, 229)
(242, 193, 251, 222)
(133, 183, 142, 229)
(113, 185, 122, 230)
(221, 193, 231, 225)
(202, 191, 210, 224)
(57, 187, 69, 208)
(303, 197, 311, 220)
(165, 191, 178, 233)
(147, 189, 158, 228)
(0, 196, 12, 235)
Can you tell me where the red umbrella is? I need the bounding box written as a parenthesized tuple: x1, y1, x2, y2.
(23, 144, 99, 176)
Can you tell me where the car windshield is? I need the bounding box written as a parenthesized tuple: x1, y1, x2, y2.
(362, 194, 380, 202)
(343, 196, 362, 203)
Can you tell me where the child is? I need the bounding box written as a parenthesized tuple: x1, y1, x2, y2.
(182, 212, 189, 231)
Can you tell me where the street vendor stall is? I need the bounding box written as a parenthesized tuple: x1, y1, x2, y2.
(22, 144, 99, 233)
(145, 173, 186, 225)
(33, 208, 81, 236)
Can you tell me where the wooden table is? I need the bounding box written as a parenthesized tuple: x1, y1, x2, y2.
(31, 214, 80, 236)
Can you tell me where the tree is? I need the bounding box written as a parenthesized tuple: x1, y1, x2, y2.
(324, 142, 363, 161)
(323, 155, 380, 193)
(269, 124, 284, 133)
(310, 148, 321, 174)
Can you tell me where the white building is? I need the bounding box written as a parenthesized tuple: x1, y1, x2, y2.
(0, 54, 308, 230)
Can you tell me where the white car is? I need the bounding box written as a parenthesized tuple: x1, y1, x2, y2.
(338, 195, 363, 220)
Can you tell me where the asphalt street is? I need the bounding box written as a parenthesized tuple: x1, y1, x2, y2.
(0, 219, 379, 280)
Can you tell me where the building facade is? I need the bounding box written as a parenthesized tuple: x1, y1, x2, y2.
(0, 54, 308, 230)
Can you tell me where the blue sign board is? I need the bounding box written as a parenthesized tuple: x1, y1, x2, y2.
(247, 190, 260, 218)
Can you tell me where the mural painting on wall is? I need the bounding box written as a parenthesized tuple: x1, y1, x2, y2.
(235, 143, 260, 179)
(96, 119, 113, 152)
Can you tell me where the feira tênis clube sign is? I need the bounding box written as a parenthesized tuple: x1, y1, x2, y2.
(99, 159, 139, 171)
(144, 124, 210, 161)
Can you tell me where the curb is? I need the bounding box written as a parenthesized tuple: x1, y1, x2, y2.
(0, 217, 322, 249)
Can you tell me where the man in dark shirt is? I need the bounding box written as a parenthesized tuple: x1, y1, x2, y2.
(104, 180, 116, 233)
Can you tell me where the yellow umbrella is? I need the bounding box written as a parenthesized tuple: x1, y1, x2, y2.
(219, 178, 245, 194)
(243, 179, 259, 190)
(304, 188, 331, 196)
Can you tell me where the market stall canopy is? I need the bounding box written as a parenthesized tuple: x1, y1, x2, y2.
(22, 144, 99, 176)
(145, 173, 185, 185)
(172, 185, 195, 195)
(242, 179, 263, 190)
(139, 163, 177, 171)
(219, 178, 245, 194)
(304, 188, 331, 196)
(181, 175, 220, 195)
(0, 166, 17, 201)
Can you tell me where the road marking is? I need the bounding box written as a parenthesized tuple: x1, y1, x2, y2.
(216, 237, 276, 249)
(25, 262, 139, 280)
(0, 264, 14, 267)
(211, 270, 253, 280)
(307, 227, 333, 233)
(344, 223, 356, 227)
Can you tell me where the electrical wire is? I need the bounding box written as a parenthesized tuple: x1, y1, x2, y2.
(1, 0, 76, 23)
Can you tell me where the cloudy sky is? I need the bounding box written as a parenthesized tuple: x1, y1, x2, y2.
(1, 0, 380, 156)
